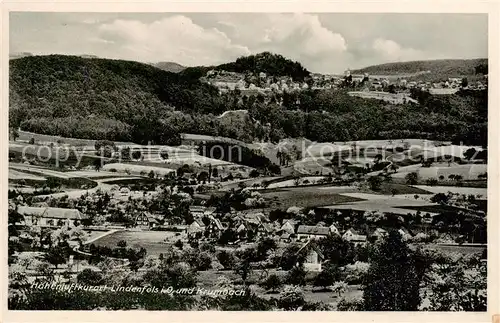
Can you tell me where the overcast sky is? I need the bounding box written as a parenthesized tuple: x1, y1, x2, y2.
(10, 12, 488, 73)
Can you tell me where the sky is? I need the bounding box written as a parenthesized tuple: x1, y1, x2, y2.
(10, 12, 488, 73)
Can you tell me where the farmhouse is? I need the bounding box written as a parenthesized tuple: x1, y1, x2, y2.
(296, 225, 331, 240)
(257, 222, 274, 237)
(188, 218, 206, 235)
(342, 228, 367, 245)
(17, 206, 87, 227)
(134, 213, 158, 230)
(206, 216, 225, 238)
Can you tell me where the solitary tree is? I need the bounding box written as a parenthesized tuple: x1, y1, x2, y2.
(362, 231, 421, 311)
(367, 176, 383, 191)
(332, 281, 348, 297)
(405, 172, 419, 185)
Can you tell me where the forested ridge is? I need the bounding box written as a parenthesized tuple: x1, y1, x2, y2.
(352, 58, 488, 78)
(10, 54, 487, 147)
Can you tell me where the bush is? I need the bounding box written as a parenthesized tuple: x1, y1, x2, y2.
(249, 169, 260, 178)
(426, 178, 438, 186)
(217, 250, 236, 270)
(131, 150, 142, 160)
(174, 239, 183, 249)
(29, 137, 35, 144)
(261, 274, 282, 293)
(279, 285, 305, 310)
(336, 297, 364, 311)
(405, 172, 419, 185)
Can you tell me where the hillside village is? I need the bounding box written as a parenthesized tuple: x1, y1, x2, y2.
(202, 66, 487, 105)
(8, 52, 488, 311)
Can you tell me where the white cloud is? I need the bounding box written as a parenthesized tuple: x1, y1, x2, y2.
(213, 13, 347, 72)
(97, 15, 250, 65)
(372, 38, 423, 62)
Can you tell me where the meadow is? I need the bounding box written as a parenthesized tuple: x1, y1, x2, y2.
(91, 230, 182, 256)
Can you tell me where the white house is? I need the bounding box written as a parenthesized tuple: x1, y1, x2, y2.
(398, 228, 413, 241)
(280, 219, 297, 235)
(342, 228, 367, 244)
(296, 240, 325, 272)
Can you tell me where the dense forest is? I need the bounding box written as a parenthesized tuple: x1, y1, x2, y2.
(10, 54, 488, 147)
(352, 58, 488, 77)
(215, 52, 310, 81)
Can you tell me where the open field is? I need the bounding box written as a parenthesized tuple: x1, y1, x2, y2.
(261, 186, 363, 209)
(412, 185, 487, 197)
(16, 130, 135, 147)
(8, 169, 46, 181)
(393, 164, 487, 181)
(364, 182, 432, 195)
(91, 230, 183, 255)
(102, 163, 176, 176)
(266, 176, 326, 189)
(10, 163, 74, 178)
(323, 191, 441, 215)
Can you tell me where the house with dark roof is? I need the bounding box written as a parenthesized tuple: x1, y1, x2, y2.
(206, 215, 225, 239)
(296, 240, 325, 272)
(17, 206, 87, 227)
(135, 213, 158, 230)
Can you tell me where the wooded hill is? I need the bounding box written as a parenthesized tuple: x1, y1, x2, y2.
(352, 58, 488, 80)
(9, 54, 487, 147)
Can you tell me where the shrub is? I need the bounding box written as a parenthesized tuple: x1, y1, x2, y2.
(405, 172, 419, 185)
(217, 250, 236, 270)
(279, 285, 305, 310)
(261, 274, 282, 293)
(426, 178, 438, 186)
(160, 151, 169, 160)
(174, 239, 183, 249)
(131, 150, 142, 160)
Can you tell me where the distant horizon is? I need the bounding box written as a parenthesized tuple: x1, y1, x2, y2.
(10, 12, 487, 74)
(8, 51, 488, 75)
